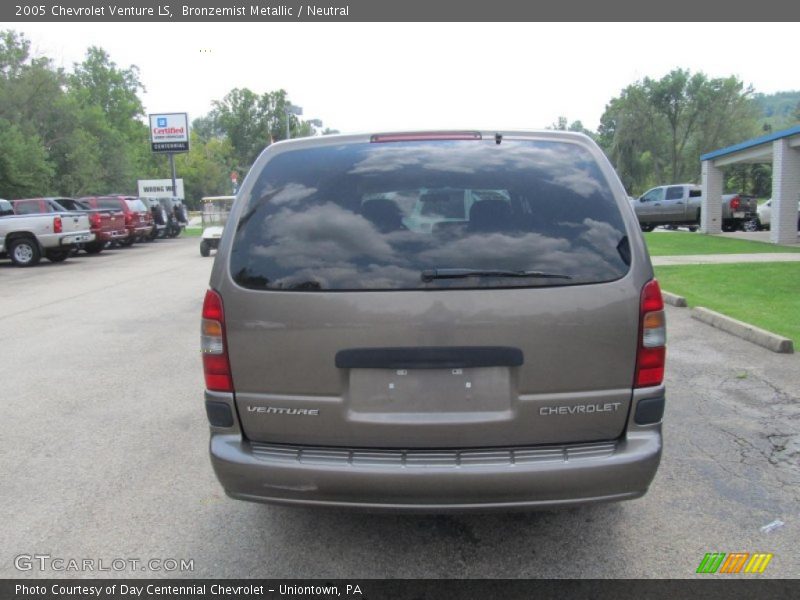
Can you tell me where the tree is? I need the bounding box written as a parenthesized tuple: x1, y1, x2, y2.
(0, 30, 62, 196)
(0, 118, 54, 198)
(69, 47, 144, 133)
(206, 87, 311, 171)
(68, 47, 150, 193)
(549, 116, 594, 138)
(173, 131, 235, 208)
(599, 69, 759, 194)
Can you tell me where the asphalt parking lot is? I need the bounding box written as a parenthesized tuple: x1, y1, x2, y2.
(1, 237, 798, 578)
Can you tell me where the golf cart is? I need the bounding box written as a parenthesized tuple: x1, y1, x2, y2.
(200, 195, 235, 257)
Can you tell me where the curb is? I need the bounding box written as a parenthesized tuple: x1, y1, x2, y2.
(691, 307, 794, 354)
(662, 291, 687, 307)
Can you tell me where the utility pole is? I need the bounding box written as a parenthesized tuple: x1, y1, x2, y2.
(286, 104, 303, 140)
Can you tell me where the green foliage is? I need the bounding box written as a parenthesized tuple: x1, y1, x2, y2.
(0, 30, 154, 198)
(724, 163, 772, 198)
(0, 118, 54, 197)
(599, 69, 759, 195)
(174, 131, 236, 209)
(752, 90, 800, 132)
(206, 88, 306, 170)
(549, 116, 595, 139)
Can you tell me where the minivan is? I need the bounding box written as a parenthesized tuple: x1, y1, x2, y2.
(202, 130, 666, 511)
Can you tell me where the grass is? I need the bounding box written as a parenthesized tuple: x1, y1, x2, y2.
(644, 231, 800, 256)
(183, 227, 202, 237)
(655, 263, 800, 342)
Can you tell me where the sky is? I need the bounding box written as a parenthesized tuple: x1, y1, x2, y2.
(14, 22, 800, 133)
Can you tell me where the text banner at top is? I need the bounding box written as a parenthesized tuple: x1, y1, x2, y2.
(3, 0, 799, 22)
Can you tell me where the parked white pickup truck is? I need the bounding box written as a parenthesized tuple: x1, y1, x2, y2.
(0, 200, 94, 267)
(631, 184, 758, 232)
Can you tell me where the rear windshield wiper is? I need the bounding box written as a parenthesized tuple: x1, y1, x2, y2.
(421, 268, 572, 282)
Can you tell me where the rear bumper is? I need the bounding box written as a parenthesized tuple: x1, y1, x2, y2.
(208, 391, 663, 512)
(125, 225, 152, 237)
(724, 211, 757, 221)
(96, 229, 128, 241)
(58, 232, 94, 246)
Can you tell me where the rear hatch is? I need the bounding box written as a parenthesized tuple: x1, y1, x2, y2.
(726, 194, 758, 218)
(85, 209, 124, 234)
(57, 211, 91, 234)
(106, 210, 126, 233)
(220, 135, 645, 449)
(124, 199, 150, 227)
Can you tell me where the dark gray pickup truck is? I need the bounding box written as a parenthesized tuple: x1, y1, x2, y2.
(631, 184, 757, 232)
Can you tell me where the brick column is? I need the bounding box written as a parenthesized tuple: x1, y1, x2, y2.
(771, 139, 800, 245)
(701, 160, 723, 234)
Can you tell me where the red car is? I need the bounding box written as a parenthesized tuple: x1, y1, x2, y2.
(56, 198, 128, 253)
(80, 196, 153, 246)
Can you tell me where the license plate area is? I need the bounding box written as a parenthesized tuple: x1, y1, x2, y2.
(348, 367, 512, 413)
(63, 234, 91, 245)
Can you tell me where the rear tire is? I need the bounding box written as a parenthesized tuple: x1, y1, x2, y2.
(200, 240, 211, 257)
(640, 224, 655, 232)
(45, 249, 70, 263)
(9, 237, 41, 267)
(84, 241, 106, 254)
(722, 222, 737, 233)
(687, 226, 698, 232)
(743, 219, 759, 232)
(118, 236, 135, 247)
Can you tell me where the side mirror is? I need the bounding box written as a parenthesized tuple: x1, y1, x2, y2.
(639, 197, 647, 203)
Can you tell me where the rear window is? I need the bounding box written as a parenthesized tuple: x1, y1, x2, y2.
(125, 199, 147, 212)
(47, 199, 68, 211)
(96, 198, 123, 210)
(14, 200, 42, 215)
(231, 139, 630, 291)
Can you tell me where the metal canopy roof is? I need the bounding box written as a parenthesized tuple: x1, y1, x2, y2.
(701, 124, 800, 164)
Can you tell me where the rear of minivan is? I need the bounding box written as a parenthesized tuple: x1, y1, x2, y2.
(203, 130, 665, 511)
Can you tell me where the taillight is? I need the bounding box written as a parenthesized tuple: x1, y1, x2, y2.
(730, 196, 741, 211)
(53, 216, 62, 234)
(202, 289, 233, 392)
(635, 279, 666, 388)
(90, 213, 101, 228)
(125, 212, 133, 225)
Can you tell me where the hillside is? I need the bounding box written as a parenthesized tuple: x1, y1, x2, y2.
(752, 90, 800, 131)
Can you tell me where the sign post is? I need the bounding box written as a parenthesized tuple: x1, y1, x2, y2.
(149, 112, 190, 200)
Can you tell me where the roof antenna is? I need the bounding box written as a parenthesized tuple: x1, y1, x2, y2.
(495, 133, 502, 145)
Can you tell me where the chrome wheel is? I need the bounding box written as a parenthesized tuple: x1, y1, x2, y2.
(13, 243, 34, 264)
